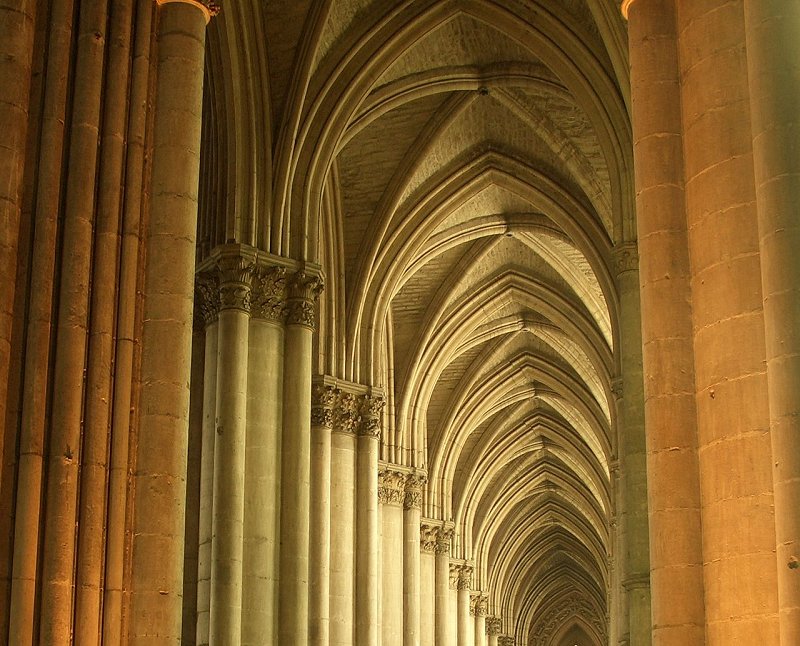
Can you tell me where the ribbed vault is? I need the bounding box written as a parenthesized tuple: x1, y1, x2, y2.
(303, 1, 628, 642)
(206, 0, 631, 642)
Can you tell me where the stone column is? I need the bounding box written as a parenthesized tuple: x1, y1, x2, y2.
(330, 392, 358, 646)
(625, 1, 706, 643)
(129, 1, 214, 642)
(486, 617, 502, 646)
(380, 467, 406, 643)
(743, 2, 800, 641)
(497, 636, 514, 646)
(404, 474, 426, 646)
(242, 265, 288, 646)
(309, 384, 337, 645)
(473, 596, 487, 646)
(435, 530, 453, 646)
(457, 565, 472, 646)
(420, 524, 438, 646)
(208, 258, 252, 643)
(356, 393, 384, 646)
(279, 270, 323, 645)
(614, 243, 652, 646)
(677, 0, 779, 642)
(194, 279, 219, 646)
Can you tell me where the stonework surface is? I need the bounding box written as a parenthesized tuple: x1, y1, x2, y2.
(0, 1, 795, 645)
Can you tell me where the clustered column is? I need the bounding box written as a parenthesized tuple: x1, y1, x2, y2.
(435, 528, 454, 645)
(379, 467, 406, 643)
(404, 474, 426, 646)
(419, 524, 438, 645)
(456, 564, 473, 646)
(472, 595, 487, 646)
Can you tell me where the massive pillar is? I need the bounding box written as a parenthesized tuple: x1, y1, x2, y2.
(420, 524, 437, 646)
(129, 1, 213, 642)
(435, 529, 453, 646)
(743, 2, 800, 641)
(404, 475, 426, 646)
(310, 384, 336, 646)
(614, 243, 652, 646)
(279, 270, 323, 645)
(209, 257, 252, 643)
(356, 393, 383, 646)
(242, 265, 288, 646)
(625, 0, 706, 643)
(676, 0, 779, 642)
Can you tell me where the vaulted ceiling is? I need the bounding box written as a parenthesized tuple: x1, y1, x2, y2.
(201, 2, 632, 643)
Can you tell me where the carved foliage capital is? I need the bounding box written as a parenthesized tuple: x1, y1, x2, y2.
(195, 274, 220, 325)
(471, 595, 488, 617)
(457, 565, 473, 590)
(286, 271, 324, 328)
(311, 385, 339, 429)
(613, 242, 639, 276)
(404, 474, 427, 510)
(420, 524, 439, 553)
(498, 636, 515, 646)
(358, 393, 384, 439)
(334, 392, 360, 435)
(435, 527, 454, 554)
(378, 468, 406, 506)
(251, 266, 288, 323)
(486, 617, 503, 636)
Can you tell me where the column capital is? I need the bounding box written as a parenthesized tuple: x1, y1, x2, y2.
(156, 0, 220, 22)
(420, 523, 439, 553)
(378, 467, 406, 506)
(251, 265, 288, 323)
(435, 526, 454, 554)
(403, 473, 427, 510)
(216, 255, 254, 313)
(613, 241, 639, 276)
(334, 391, 360, 435)
(471, 593, 488, 616)
(498, 636, 515, 646)
(286, 270, 324, 328)
(195, 274, 220, 326)
(486, 616, 502, 636)
(456, 564, 473, 590)
(358, 393, 384, 439)
(311, 384, 339, 429)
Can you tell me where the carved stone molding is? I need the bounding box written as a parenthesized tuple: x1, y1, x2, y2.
(498, 636, 514, 646)
(613, 241, 639, 276)
(435, 527, 454, 555)
(486, 616, 502, 636)
(286, 271, 323, 328)
(457, 564, 473, 591)
(378, 468, 406, 506)
(420, 523, 439, 553)
(195, 274, 220, 326)
(334, 392, 360, 435)
(472, 594, 487, 617)
(611, 376, 624, 400)
(358, 393, 384, 440)
(251, 265, 287, 323)
(531, 597, 605, 645)
(311, 385, 339, 429)
(156, 0, 221, 19)
(404, 474, 427, 510)
(216, 256, 254, 312)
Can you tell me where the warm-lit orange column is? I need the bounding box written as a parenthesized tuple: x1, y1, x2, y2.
(677, 0, 779, 642)
(625, 0, 706, 643)
(744, 2, 800, 641)
(128, 1, 213, 642)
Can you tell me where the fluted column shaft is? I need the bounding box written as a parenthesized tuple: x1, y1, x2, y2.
(456, 566, 472, 646)
(310, 385, 336, 646)
(435, 532, 452, 646)
(356, 394, 383, 646)
(743, 2, 800, 641)
(129, 2, 210, 642)
(404, 475, 425, 646)
(614, 246, 652, 646)
(420, 525, 437, 646)
(209, 262, 251, 643)
(242, 266, 287, 646)
(329, 392, 359, 646)
(380, 468, 406, 644)
(626, 1, 706, 643)
(279, 271, 323, 645)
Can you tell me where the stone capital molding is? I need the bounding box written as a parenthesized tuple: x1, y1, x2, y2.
(311, 384, 339, 429)
(498, 636, 515, 646)
(456, 564, 473, 590)
(334, 392, 360, 435)
(613, 241, 639, 276)
(251, 265, 288, 323)
(358, 393, 384, 439)
(435, 526, 454, 554)
(486, 616, 502, 636)
(216, 256, 254, 313)
(195, 274, 220, 326)
(420, 523, 439, 553)
(471, 594, 488, 617)
(378, 467, 406, 506)
(286, 270, 324, 329)
(156, 0, 220, 22)
(404, 473, 427, 510)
